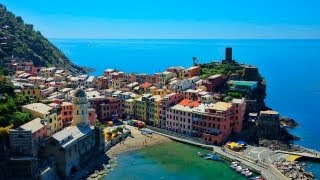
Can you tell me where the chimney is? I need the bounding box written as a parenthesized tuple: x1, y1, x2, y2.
(225, 47, 232, 61)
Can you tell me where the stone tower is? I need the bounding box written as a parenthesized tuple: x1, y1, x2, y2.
(225, 47, 232, 62)
(72, 88, 88, 126)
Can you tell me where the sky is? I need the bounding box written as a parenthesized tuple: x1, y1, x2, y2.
(1, 0, 320, 39)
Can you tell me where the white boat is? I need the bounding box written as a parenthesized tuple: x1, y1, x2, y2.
(236, 166, 243, 172)
(230, 164, 237, 169)
(245, 171, 253, 177)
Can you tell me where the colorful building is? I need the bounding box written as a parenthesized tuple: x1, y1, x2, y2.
(9, 117, 48, 157)
(192, 98, 246, 144)
(166, 99, 199, 135)
(20, 84, 43, 101)
(124, 98, 136, 119)
(148, 95, 162, 126)
(187, 66, 201, 77)
(60, 102, 73, 128)
(159, 93, 184, 128)
(135, 94, 152, 122)
(159, 71, 177, 88)
(22, 103, 61, 136)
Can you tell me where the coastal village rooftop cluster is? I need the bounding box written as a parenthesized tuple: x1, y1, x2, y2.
(3, 48, 281, 179)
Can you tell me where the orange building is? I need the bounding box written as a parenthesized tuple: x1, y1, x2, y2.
(187, 66, 201, 77)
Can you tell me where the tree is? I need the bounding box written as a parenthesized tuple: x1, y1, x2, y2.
(10, 111, 31, 128)
(16, 16, 23, 23)
(116, 127, 123, 133)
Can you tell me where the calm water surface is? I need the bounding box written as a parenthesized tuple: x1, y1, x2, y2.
(51, 39, 320, 178)
(106, 141, 247, 180)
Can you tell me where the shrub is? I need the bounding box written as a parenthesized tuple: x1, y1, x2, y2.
(116, 127, 123, 133)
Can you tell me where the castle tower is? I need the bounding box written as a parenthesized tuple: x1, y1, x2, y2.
(225, 47, 232, 62)
(72, 88, 88, 126)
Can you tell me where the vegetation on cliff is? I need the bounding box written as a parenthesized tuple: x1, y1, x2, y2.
(199, 61, 267, 110)
(0, 76, 32, 130)
(0, 4, 88, 74)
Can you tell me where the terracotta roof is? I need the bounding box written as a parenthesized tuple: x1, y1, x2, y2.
(140, 82, 152, 89)
(178, 99, 200, 107)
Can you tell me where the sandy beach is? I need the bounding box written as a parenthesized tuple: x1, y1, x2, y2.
(106, 126, 172, 158)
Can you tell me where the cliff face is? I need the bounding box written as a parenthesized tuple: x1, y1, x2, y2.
(0, 4, 87, 74)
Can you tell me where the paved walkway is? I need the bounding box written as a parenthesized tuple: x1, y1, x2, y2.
(244, 145, 290, 163)
(146, 127, 286, 180)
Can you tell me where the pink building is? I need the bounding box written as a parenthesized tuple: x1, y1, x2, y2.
(88, 108, 97, 126)
(60, 102, 73, 127)
(192, 98, 246, 145)
(153, 73, 161, 86)
(202, 74, 226, 92)
(159, 93, 184, 128)
(166, 99, 200, 135)
(111, 71, 124, 79)
(9, 118, 48, 156)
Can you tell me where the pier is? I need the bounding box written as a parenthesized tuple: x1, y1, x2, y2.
(146, 126, 288, 180)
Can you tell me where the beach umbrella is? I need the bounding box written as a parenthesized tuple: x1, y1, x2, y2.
(237, 140, 247, 145)
(229, 142, 239, 149)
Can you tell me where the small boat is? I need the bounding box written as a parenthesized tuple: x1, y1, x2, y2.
(231, 161, 238, 165)
(230, 164, 237, 169)
(251, 176, 262, 180)
(204, 153, 221, 161)
(106, 164, 112, 169)
(245, 171, 253, 177)
(236, 166, 243, 172)
(197, 152, 205, 157)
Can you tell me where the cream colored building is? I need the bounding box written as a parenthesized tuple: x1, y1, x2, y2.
(22, 103, 61, 136)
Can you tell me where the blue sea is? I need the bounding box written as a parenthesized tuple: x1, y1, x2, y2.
(51, 39, 320, 178)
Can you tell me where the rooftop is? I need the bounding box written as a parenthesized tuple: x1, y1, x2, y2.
(260, 110, 279, 115)
(52, 125, 94, 148)
(140, 82, 152, 89)
(23, 103, 52, 115)
(19, 118, 46, 133)
(210, 102, 232, 111)
(86, 76, 95, 82)
(86, 91, 103, 99)
(232, 98, 245, 104)
(178, 99, 200, 107)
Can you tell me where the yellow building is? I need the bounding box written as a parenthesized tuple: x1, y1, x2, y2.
(21, 84, 43, 101)
(124, 98, 136, 119)
(148, 95, 162, 127)
(150, 87, 171, 97)
(110, 78, 126, 90)
(135, 94, 152, 122)
(22, 103, 61, 136)
(159, 71, 177, 88)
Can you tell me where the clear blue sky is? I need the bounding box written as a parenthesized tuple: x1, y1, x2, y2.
(2, 0, 320, 39)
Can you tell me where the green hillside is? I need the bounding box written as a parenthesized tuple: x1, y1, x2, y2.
(0, 4, 88, 74)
